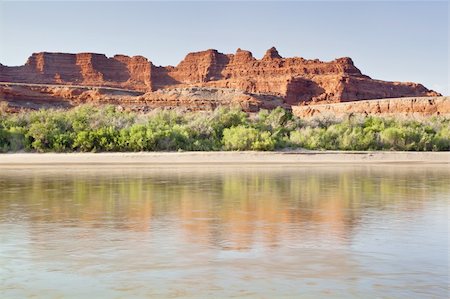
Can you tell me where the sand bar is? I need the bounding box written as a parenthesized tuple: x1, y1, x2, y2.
(0, 151, 448, 167)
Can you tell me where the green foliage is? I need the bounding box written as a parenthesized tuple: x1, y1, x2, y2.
(253, 107, 297, 148)
(0, 105, 448, 152)
(432, 125, 450, 151)
(289, 115, 449, 151)
(222, 126, 275, 151)
(0, 128, 8, 152)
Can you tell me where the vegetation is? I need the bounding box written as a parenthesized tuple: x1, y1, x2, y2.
(0, 105, 449, 152)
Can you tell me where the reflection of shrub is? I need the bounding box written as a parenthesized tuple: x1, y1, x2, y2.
(0, 105, 448, 152)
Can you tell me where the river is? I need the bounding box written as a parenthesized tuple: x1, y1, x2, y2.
(0, 165, 448, 298)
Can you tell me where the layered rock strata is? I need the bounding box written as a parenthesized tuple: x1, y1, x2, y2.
(0, 48, 440, 106)
(292, 96, 450, 117)
(0, 83, 287, 113)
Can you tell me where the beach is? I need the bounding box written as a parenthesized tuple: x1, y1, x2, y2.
(0, 151, 448, 166)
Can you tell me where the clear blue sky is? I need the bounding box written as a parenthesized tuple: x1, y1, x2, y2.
(0, 1, 448, 94)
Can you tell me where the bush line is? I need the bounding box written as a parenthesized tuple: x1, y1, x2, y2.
(0, 105, 449, 152)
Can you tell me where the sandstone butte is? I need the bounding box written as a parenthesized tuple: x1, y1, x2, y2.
(0, 47, 447, 116)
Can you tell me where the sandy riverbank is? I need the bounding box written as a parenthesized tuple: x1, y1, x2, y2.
(0, 151, 448, 166)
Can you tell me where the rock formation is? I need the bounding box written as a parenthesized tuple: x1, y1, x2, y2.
(1, 48, 440, 107)
(0, 52, 153, 91)
(292, 96, 450, 118)
(0, 83, 288, 113)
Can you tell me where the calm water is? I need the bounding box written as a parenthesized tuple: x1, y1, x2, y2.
(0, 165, 448, 298)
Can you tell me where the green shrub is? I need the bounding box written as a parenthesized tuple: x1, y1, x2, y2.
(25, 116, 72, 152)
(152, 124, 190, 151)
(339, 126, 377, 150)
(125, 124, 150, 151)
(0, 105, 448, 152)
(253, 107, 296, 148)
(73, 131, 96, 152)
(289, 127, 338, 150)
(432, 125, 450, 151)
(210, 107, 248, 138)
(222, 126, 275, 151)
(0, 127, 9, 152)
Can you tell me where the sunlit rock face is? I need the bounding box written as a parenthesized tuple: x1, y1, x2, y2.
(1, 52, 153, 91)
(1, 48, 440, 103)
(292, 96, 450, 117)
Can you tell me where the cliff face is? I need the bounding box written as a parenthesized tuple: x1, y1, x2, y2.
(153, 47, 440, 104)
(0, 48, 441, 105)
(0, 52, 153, 91)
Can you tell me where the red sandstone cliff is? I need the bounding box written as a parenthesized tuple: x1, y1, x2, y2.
(0, 52, 153, 91)
(0, 48, 440, 105)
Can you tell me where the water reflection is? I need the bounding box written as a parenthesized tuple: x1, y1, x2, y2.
(0, 165, 448, 298)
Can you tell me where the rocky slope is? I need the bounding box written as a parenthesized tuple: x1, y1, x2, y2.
(0, 83, 288, 113)
(0, 48, 440, 107)
(2, 83, 446, 117)
(292, 96, 450, 117)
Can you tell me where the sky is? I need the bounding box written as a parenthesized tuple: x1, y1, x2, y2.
(0, 1, 448, 95)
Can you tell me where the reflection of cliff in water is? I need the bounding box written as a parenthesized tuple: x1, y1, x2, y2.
(0, 166, 448, 252)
